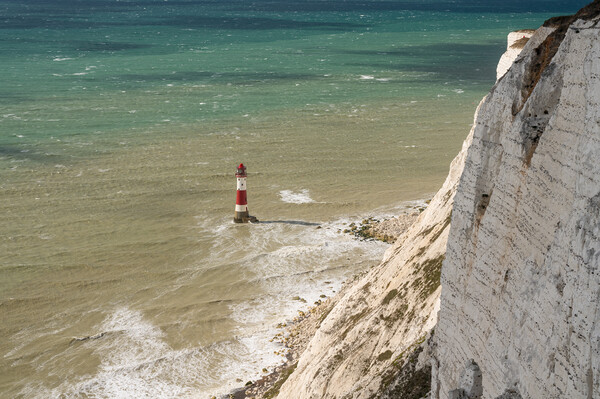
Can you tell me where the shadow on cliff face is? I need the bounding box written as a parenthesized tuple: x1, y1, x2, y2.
(377, 338, 433, 399)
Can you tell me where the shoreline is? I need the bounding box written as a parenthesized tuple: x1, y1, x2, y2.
(220, 211, 422, 399)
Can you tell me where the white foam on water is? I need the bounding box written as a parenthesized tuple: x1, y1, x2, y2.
(181, 206, 416, 396)
(224, 215, 390, 374)
(93, 307, 168, 371)
(453, 89, 464, 94)
(359, 75, 375, 80)
(53, 57, 73, 62)
(26, 307, 257, 398)
(4, 114, 23, 120)
(279, 189, 315, 204)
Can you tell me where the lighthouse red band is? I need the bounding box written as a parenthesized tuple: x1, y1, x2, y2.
(234, 163, 255, 223)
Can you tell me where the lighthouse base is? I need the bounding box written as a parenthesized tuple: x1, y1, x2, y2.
(234, 211, 259, 223)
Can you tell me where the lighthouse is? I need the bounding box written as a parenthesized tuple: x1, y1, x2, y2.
(234, 163, 258, 223)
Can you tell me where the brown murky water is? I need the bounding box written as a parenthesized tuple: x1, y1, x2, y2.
(1, 96, 481, 397)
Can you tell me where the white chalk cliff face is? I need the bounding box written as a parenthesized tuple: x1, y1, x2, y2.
(495, 30, 535, 81)
(433, 5, 600, 399)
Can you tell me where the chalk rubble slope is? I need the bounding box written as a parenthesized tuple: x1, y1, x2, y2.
(433, 4, 600, 399)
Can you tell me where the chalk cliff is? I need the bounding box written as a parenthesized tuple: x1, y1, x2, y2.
(273, 2, 600, 398)
(433, 2, 600, 398)
(495, 30, 535, 81)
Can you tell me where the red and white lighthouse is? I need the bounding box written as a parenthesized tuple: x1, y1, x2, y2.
(234, 163, 258, 223)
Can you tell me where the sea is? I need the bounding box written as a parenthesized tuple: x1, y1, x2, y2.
(0, 0, 588, 397)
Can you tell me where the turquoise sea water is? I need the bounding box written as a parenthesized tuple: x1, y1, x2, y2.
(0, 0, 589, 397)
